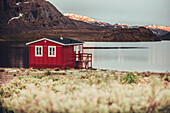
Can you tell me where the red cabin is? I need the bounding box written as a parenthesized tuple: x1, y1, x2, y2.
(26, 38, 92, 69)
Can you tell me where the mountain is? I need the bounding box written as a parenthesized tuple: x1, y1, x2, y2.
(0, 0, 116, 41)
(0, 0, 111, 35)
(64, 13, 169, 36)
(143, 25, 170, 36)
(0, 0, 160, 42)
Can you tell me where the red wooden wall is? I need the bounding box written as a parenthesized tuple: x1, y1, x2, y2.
(29, 40, 63, 68)
(61, 44, 83, 68)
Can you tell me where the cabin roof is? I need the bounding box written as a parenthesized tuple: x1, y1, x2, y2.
(26, 38, 84, 46)
(48, 38, 83, 44)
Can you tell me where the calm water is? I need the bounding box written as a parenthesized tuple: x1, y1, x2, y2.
(84, 41, 170, 72)
(0, 41, 170, 72)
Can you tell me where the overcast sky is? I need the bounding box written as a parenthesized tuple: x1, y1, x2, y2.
(47, 0, 170, 26)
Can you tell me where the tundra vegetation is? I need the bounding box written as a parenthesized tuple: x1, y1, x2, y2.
(0, 68, 169, 113)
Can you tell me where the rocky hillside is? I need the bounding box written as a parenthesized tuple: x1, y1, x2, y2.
(0, 0, 77, 34)
(160, 32, 170, 40)
(0, 0, 160, 42)
(103, 27, 161, 42)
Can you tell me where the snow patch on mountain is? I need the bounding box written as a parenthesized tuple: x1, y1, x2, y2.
(63, 13, 112, 27)
(64, 13, 98, 23)
(143, 25, 170, 32)
(64, 13, 138, 28)
(16, 1, 29, 6)
(8, 13, 23, 24)
(16, 2, 21, 5)
(112, 23, 134, 29)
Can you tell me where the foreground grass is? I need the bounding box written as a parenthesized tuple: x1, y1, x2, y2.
(0, 69, 170, 113)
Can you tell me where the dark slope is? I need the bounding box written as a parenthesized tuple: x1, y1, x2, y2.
(103, 27, 161, 42)
(160, 32, 170, 40)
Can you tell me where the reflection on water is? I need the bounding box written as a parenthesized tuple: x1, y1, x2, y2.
(0, 42, 29, 68)
(84, 41, 170, 72)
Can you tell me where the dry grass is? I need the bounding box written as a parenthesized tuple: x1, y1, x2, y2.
(0, 68, 170, 113)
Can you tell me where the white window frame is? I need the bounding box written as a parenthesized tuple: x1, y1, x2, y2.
(35, 46, 43, 57)
(74, 46, 76, 52)
(77, 46, 80, 51)
(48, 46, 56, 57)
(80, 45, 83, 53)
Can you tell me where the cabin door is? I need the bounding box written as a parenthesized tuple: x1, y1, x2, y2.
(43, 44, 48, 66)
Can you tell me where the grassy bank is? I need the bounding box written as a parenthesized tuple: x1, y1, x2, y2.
(0, 68, 170, 113)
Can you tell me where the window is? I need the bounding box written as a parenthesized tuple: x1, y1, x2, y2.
(35, 46, 43, 57)
(74, 45, 79, 52)
(48, 46, 56, 57)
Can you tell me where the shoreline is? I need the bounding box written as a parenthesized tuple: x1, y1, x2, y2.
(0, 68, 169, 85)
(83, 47, 148, 49)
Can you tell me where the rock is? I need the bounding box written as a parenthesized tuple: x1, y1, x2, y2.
(8, 70, 17, 73)
(31, 71, 45, 74)
(51, 71, 66, 75)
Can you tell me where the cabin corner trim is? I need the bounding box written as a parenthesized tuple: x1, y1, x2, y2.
(26, 38, 83, 46)
(26, 38, 65, 46)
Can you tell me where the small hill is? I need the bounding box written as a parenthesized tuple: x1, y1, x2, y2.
(160, 32, 170, 40)
(103, 27, 161, 42)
